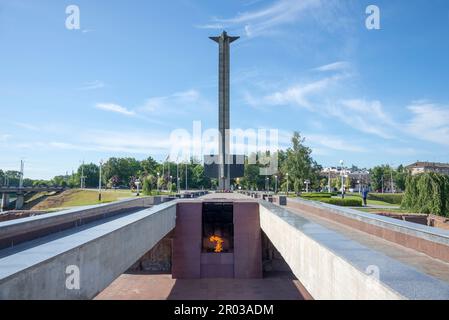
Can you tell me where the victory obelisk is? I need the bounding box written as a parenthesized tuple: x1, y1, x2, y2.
(210, 31, 239, 190)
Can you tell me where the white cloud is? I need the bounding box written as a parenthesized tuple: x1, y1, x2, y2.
(78, 80, 105, 90)
(314, 61, 350, 72)
(47, 130, 171, 155)
(0, 134, 11, 142)
(306, 134, 368, 153)
(95, 103, 136, 116)
(139, 89, 211, 114)
(405, 101, 449, 146)
(201, 0, 347, 38)
(195, 23, 224, 30)
(328, 99, 394, 139)
(215, 0, 322, 37)
(245, 74, 344, 109)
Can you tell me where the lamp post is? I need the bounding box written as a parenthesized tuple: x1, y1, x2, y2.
(157, 172, 160, 193)
(274, 175, 278, 194)
(305, 179, 310, 193)
(98, 159, 103, 202)
(176, 160, 180, 193)
(340, 160, 345, 199)
(185, 163, 188, 192)
(286, 173, 289, 196)
(390, 164, 395, 194)
(265, 177, 269, 192)
(135, 180, 141, 197)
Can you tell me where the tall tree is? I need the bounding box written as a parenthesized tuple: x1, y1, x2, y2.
(281, 132, 319, 194)
(77, 163, 100, 188)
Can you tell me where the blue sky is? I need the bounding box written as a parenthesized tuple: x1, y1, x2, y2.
(1, 0, 449, 179)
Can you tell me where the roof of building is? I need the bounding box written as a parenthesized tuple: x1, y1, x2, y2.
(406, 162, 449, 169)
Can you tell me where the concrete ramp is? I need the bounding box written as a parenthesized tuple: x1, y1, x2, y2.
(260, 201, 449, 300)
(0, 202, 176, 300)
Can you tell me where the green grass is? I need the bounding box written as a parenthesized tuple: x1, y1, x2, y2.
(32, 189, 136, 210)
(343, 195, 397, 207)
(356, 207, 416, 215)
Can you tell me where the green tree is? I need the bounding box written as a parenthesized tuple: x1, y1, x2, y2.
(142, 175, 156, 195)
(394, 165, 407, 191)
(103, 157, 142, 186)
(77, 163, 100, 188)
(281, 132, 319, 194)
(402, 173, 449, 216)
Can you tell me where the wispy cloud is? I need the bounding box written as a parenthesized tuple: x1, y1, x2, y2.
(78, 80, 105, 90)
(13, 122, 41, 131)
(306, 134, 368, 153)
(0, 134, 11, 142)
(95, 103, 136, 116)
(404, 101, 449, 146)
(327, 99, 394, 139)
(314, 61, 350, 72)
(139, 89, 211, 114)
(244, 73, 345, 110)
(196, 23, 225, 30)
(199, 0, 347, 38)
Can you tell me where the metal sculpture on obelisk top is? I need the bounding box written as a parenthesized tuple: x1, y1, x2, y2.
(209, 31, 240, 191)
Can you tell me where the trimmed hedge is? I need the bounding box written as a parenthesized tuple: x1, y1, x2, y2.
(323, 198, 363, 207)
(368, 193, 404, 205)
(306, 197, 363, 207)
(301, 192, 333, 199)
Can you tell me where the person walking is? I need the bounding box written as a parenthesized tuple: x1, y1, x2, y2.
(362, 187, 369, 207)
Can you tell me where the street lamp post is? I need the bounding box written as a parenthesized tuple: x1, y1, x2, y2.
(381, 176, 384, 194)
(157, 172, 160, 193)
(340, 160, 345, 199)
(390, 165, 395, 194)
(135, 180, 141, 197)
(305, 179, 310, 193)
(286, 173, 289, 196)
(274, 175, 278, 194)
(176, 162, 180, 193)
(185, 163, 188, 192)
(98, 160, 103, 202)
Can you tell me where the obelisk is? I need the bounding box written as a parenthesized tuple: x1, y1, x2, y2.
(210, 31, 239, 190)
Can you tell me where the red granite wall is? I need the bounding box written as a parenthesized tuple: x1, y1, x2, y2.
(234, 202, 263, 279)
(172, 201, 262, 279)
(172, 202, 202, 279)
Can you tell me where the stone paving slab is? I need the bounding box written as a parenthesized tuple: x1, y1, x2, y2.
(95, 272, 309, 300)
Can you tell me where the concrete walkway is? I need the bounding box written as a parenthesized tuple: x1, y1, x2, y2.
(95, 272, 311, 300)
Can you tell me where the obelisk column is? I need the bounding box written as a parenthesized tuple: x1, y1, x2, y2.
(210, 31, 239, 190)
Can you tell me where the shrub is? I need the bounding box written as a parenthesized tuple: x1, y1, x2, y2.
(307, 197, 362, 207)
(368, 193, 404, 204)
(402, 173, 449, 217)
(301, 192, 333, 199)
(142, 175, 156, 196)
(323, 198, 363, 207)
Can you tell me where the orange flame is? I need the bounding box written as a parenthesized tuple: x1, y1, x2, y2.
(209, 235, 224, 253)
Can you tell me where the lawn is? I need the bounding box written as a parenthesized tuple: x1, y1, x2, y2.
(356, 207, 416, 215)
(31, 189, 136, 210)
(342, 195, 398, 207)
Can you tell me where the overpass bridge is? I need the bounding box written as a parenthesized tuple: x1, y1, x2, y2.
(1, 191, 449, 300)
(1, 187, 67, 211)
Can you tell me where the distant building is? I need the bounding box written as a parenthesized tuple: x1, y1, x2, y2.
(406, 162, 449, 176)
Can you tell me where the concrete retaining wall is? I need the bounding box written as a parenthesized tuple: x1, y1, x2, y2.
(0, 197, 162, 250)
(259, 201, 449, 300)
(287, 198, 449, 263)
(0, 202, 177, 300)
